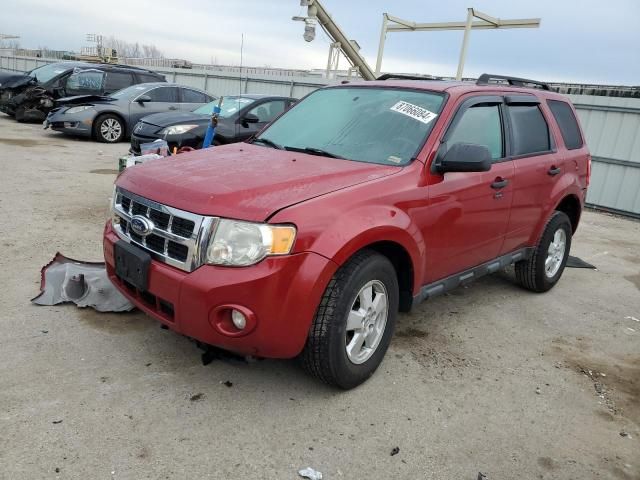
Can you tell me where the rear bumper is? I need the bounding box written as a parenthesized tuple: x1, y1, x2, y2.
(103, 222, 336, 358)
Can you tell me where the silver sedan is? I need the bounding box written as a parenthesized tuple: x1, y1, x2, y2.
(44, 83, 214, 143)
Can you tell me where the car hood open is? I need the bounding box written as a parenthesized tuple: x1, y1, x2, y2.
(0, 71, 34, 90)
(116, 143, 401, 221)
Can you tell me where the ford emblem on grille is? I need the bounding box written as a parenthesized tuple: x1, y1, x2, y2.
(130, 215, 154, 236)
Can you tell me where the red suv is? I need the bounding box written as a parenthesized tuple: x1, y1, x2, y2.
(104, 74, 590, 389)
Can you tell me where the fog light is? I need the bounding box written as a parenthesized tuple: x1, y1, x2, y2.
(231, 309, 247, 330)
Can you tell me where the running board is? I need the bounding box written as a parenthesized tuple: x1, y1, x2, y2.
(413, 247, 534, 306)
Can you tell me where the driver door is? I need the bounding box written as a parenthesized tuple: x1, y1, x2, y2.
(423, 95, 515, 283)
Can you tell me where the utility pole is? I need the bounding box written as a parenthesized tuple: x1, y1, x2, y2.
(375, 8, 541, 79)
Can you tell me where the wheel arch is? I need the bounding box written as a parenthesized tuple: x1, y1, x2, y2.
(554, 194, 582, 233)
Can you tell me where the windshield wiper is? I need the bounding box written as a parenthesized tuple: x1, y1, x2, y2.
(284, 146, 344, 159)
(251, 137, 283, 150)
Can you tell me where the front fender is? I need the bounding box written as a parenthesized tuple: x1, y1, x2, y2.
(293, 204, 425, 294)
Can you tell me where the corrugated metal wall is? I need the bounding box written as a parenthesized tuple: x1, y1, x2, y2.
(567, 94, 640, 217)
(2, 55, 639, 217)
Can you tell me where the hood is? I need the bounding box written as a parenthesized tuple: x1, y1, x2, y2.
(141, 111, 209, 127)
(56, 94, 116, 105)
(117, 143, 401, 221)
(0, 71, 34, 90)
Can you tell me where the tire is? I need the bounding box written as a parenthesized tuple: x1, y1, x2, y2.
(14, 106, 26, 122)
(94, 114, 124, 143)
(515, 211, 572, 293)
(301, 250, 399, 389)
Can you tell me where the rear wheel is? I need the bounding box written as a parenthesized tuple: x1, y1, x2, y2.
(515, 211, 572, 292)
(94, 114, 124, 143)
(301, 250, 399, 389)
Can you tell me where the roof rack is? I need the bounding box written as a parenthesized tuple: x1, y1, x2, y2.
(377, 73, 444, 81)
(476, 73, 550, 91)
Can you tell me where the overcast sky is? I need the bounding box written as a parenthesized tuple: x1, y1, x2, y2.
(2, 0, 638, 84)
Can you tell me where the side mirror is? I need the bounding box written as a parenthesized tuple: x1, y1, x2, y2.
(435, 143, 492, 173)
(241, 113, 259, 125)
(137, 95, 151, 104)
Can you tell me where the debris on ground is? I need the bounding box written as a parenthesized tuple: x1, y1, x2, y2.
(477, 473, 488, 480)
(32, 253, 134, 312)
(298, 467, 323, 480)
(390, 446, 400, 456)
(52, 420, 63, 424)
(620, 431, 631, 438)
(222, 381, 233, 388)
(566, 255, 597, 269)
(190, 393, 204, 402)
(198, 342, 248, 366)
(625, 316, 639, 322)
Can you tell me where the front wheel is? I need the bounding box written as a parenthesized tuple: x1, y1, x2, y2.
(515, 211, 572, 292)
(301, 250, 399, 389)
(94, 114, 124, 143)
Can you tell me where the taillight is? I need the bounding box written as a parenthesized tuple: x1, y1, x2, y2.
(586, 154, 591, 187)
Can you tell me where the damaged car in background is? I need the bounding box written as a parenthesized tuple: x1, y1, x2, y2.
(45, 83, 213, 143)
(0, 62, 165, 122)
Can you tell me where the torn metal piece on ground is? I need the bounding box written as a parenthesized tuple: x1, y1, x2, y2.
(566, 255, 597, 269)
(298, 467, 323, 480)
(31, 253, 134, 312)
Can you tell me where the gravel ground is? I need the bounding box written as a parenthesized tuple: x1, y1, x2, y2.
(0, 114, 638, 480)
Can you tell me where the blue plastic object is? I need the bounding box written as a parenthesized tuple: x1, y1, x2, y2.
(203, 97, 223, 148)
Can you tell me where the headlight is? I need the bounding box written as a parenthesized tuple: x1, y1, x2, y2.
(206, 219, 296, 266)
(159, 124, 198, 135)
(65, 105, 93, 114)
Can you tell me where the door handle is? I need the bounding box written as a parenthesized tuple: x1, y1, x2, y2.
(169, 106, 178, 110)
(548, 166, 561, 176)
(491, 177, 509, 189)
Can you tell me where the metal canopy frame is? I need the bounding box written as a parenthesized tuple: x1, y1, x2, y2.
(375, 8, 541, 80)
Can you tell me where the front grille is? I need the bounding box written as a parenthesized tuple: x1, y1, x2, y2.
(112, 187, 216, 272)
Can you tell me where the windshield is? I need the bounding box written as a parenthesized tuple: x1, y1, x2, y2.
(28, 63, 71, 83)
(112, 84, 151, 99)
(256, 87, 445, 165)
(193, 96, 255, 117)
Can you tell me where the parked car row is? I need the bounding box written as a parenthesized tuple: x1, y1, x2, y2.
(0, 61, 295, 149)
(0, 61, 164, 122)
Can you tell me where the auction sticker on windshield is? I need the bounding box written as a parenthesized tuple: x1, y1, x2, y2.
(390, 101, 438, 124)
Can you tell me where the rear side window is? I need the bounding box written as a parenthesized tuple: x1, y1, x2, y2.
(447, 105, 503, 160)
(547, 100, 583, 150)
(104, 72, 133, 93)
(138, 73, 163, 83)
(507, 105, 550, 156)
(147, 87, 179, 102)
(181, 88, 209, 103)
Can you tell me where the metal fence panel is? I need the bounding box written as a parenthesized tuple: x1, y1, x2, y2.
(567, 94, 640, 217)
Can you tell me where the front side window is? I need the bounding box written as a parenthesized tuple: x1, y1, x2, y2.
(146, 87, 179, 102)
(447, 105, 503, 160)
(508, 105, 551, 156)
(247, 100, 286, 123)
(256, 87, 445, 165)
(65, 70, 105, 94)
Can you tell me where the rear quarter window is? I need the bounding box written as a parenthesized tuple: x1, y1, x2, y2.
(547, 100, 584, 150)
(507, 105, 551, 156)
